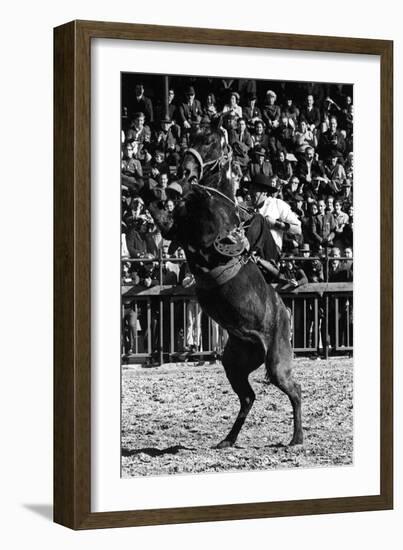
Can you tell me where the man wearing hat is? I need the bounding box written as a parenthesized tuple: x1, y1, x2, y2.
(178, 86, 203, 130)
(243, 92, 262, 128)
(153, 116, 180, 168)
(248, 146, 273, 178)
(244, 174, 302, 283)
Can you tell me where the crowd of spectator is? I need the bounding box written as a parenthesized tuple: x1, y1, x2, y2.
(121, 76, 354, 357)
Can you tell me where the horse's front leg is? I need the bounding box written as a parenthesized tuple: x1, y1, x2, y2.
(215, 337, 262, 449)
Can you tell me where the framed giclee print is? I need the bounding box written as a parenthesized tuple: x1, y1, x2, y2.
(54, 20, 393, 530)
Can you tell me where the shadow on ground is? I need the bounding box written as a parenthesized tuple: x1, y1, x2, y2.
(122, 444, 195, 457)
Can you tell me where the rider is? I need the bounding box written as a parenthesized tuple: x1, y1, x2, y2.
(245, 173, 302, 283)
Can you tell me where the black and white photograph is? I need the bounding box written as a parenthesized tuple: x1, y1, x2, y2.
(120, 72, 354, 477)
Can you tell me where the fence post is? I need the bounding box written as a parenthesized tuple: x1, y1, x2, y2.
(324, 294, 329, 359)
(159, 298, 164, 365)
(324, 247, 329, 359)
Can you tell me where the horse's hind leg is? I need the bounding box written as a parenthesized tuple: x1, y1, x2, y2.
(267, 307, 303, 446)
(216, 337, 262, 449)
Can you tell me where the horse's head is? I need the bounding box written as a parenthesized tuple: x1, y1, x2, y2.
(181, 128, 236, 201)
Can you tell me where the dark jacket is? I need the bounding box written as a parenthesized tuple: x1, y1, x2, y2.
(310, 213, 337, 246)
(295, 159, 325, 185)
(131, 95, 154, 123)
(318, 129, 346, 158)
(178, 100, 203, 125)
(300, 106, 321, 128)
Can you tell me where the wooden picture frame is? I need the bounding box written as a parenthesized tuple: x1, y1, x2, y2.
(54, 20, 393, 530)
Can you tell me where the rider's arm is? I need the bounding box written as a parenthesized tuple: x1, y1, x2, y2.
(276, 201, 302, 236)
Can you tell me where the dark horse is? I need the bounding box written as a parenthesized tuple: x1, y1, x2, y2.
(143, 129, 303, 448)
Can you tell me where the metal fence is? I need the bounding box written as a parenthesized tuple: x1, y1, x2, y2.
(122, 255, 353, 364)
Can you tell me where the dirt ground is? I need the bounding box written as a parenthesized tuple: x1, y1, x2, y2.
(121, 358, 353, 477)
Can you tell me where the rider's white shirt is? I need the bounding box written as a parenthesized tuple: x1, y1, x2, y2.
(259, 197, 302, 251)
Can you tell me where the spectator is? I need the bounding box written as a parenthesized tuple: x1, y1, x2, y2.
(126, 219, 148, 258)
(310, 199, 337, 251)
(223, 91, 242, 119)
(279, 255, 308, 288)
(126, 112, 152, 146)
(121, 141, 143, 191)
(323, 151, 347, 194)
(292, 193, 305, 219)
(153, 116, 180, 167)
(167, 88, 178, 122)
(243, 92, 262, 128)
(203, 92, 219, 121)
(343, 247, 353, 272)
(272, 149, 293, 185)
(300, 94, 321, 131)
(231, 141, 250, 173)
(296, 147, 326, 192)
(251, 119, 270, 150)
(326, 195, 335, 215)
(333, 199, 349, 240)
(131, 83, 154, 123)
(262, 90, 281, 130)
(299, 243, 324, 283)
(318, 116, 346, 158)
(322, 96, 341, 121)
(273, 114, 295, 153)
(158, 172, 170, 190)
(248, 146, 273, 178)
(178, 86, 203, 130)
(283, 175, 302, 203)
(236, 118, 253, 149)
(150, 150, 169, 180)
(282, 96, 300, 125)
(328, 247, 352, 282)
(294, 118, 318, 154)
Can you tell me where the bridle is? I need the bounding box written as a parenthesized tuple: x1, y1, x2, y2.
(184, 142, 233, 181)
(189, 182, 253, 258)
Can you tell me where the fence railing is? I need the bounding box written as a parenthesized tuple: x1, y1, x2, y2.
(122, 256, 353, 364)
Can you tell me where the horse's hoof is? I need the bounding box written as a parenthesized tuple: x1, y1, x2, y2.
(214, 439, 234, 450)
(289, 436, 303, 446)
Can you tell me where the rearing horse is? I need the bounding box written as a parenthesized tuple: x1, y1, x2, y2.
(147, 129, 303, 448)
